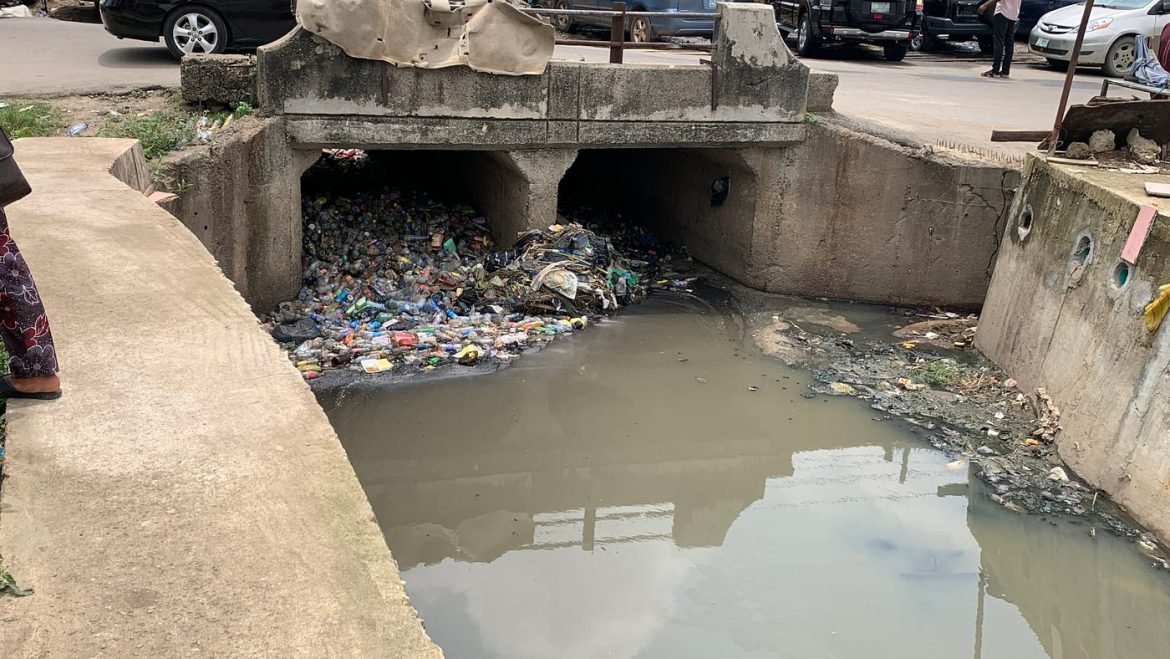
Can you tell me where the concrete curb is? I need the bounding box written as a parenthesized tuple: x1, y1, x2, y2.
(0, 138, 441, 657)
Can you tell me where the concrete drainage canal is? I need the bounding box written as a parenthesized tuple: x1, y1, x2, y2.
(271, 150, 1170, 658)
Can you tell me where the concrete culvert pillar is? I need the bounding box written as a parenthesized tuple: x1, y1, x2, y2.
(459, 149, 578, 245)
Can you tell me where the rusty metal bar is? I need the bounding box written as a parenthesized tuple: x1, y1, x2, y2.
(1048, 0, 1095, 155)
(710, 15, 719, 111)
(610, 1, 626, 64)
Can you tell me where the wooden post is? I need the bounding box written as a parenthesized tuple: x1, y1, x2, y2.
(610, 2, 626, 64)
(1048, 0, 1095, 155)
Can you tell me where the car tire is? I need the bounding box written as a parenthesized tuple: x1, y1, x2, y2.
(628, 15, 654, 43)
(883, 43, 908, 62)
(977, 35, 993, 55)
(163, 7, 228, 59)
(1103, 35, 1137, 78)
(912, 25, 936, 52)
(1046, 57, 1069, 71)
(553, 0, 575, 33)
(796, 12, 819, 57)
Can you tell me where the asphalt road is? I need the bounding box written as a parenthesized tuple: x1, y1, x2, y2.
(1, 17, 1103, 154)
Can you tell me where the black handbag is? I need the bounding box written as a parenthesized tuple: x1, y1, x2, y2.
(0, 127, 32, 208)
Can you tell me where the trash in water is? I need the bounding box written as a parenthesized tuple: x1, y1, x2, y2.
(266, 158, 686, 378)
(361, 358, 394, 374)
(829, 382, 856, 395)
(947, 459, 967, 470)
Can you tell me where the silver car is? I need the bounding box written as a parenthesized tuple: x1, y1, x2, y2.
(1029, 0, 1170, 76)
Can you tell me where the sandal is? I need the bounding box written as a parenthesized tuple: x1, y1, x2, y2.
(0, 375, 62, 400)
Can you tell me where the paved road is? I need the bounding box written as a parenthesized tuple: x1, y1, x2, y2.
(1, 17, 1103, 154)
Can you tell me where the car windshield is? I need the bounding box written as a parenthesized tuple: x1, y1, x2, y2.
(1094, 0, 1152, 9)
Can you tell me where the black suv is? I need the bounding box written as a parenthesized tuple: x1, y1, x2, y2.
(772, 0, 921, 61)
(916, 0, 992, 52)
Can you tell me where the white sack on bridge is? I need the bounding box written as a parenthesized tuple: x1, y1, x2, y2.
(297, 0, 554, 75)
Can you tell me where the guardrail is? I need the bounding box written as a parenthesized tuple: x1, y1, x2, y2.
(522, 2, 718, 64)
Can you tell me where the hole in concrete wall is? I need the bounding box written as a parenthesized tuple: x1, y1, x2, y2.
(1071, 234, 1093, 266)
(1017, 204, 1033, 242)
(1111, 260, 1131, 290)
(710, 177, 730, 207)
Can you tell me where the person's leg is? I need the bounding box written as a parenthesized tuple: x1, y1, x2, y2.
(1001, 19, 1017, 76)
(991, 14, 1007, 75)
(0, 209, 59, 394)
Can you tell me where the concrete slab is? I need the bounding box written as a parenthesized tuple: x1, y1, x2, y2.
(0, 138, 441, 657)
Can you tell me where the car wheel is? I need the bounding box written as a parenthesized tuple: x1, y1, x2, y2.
(553, 0, 574, 33)
(977, 35, 993, 55)
(883, 43, 908, 62)
(164, 8, 228, 59)
(796, 12, 819, 57)
(1103, 35, 1137, 77)
(1046, 57, 1069, 71)
(911, 25, 935, 52)
(628, 16, 653, 43)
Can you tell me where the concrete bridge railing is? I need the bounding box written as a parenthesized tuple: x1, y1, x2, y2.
(257, 4, 809, 150)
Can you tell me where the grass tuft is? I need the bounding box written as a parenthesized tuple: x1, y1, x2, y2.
(0, 101, 63, 139)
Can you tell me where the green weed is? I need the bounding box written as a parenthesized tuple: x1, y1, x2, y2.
(921, 360, 963, 388)
(98, 110, 197, 160)
(0, 101, 63, 139)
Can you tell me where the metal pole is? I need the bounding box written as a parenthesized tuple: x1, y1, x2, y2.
(1047, 0, 1095, 155)
(610, 2, 626, 64)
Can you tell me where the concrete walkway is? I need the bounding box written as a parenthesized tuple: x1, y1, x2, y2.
(0, 139, 440, 657)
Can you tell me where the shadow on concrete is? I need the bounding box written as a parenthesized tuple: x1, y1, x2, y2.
(97, 45, 175, 69)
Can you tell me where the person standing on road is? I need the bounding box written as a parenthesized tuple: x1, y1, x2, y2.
(978, 0, 1021, 79)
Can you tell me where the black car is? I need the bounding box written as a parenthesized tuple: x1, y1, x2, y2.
(915, 0, 993, 52)
(98, 0, 297, 59)
(772, 0, 921, 61)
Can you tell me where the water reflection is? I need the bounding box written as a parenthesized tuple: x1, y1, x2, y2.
(324, 298, 1170, 659)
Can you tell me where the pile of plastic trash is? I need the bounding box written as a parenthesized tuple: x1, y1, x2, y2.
(267, 164, 676, 380)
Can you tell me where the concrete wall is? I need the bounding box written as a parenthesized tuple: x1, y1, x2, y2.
(977, 157, 1170, 543)
(258, 4, 808, 150)
(559, 124, 1017, 309)
(162, 117, 316, 312)
(759, 123, 1019, 308)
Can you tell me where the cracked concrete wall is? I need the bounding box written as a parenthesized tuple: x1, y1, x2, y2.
(977, 157, 1170, 544)
(753, 122, 1020, 308)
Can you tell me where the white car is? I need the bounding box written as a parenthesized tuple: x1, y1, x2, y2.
(1029, 0, 1170, 77)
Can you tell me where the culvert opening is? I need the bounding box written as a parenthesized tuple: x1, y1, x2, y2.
(1017, 205, 1033, 241)
(558, 148, 755, 280)
(1072, 234, 1093, 265)
(271, 148, 688, 379)
(1111, 260, 1132, 289)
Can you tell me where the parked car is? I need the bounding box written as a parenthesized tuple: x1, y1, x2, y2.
(914, 0, 993, 52)
(1029, 0, 1170, 76)
(98, 0, 297, 59)
(1017, 0, 1081, 36)
(552, 0, 726, 42)
(771, 0, 921, 61)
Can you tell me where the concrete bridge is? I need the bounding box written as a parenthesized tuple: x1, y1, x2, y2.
(168, 3, 1013, 317)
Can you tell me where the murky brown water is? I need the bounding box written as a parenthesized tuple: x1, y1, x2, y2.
(323, 295, 1170, 659)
